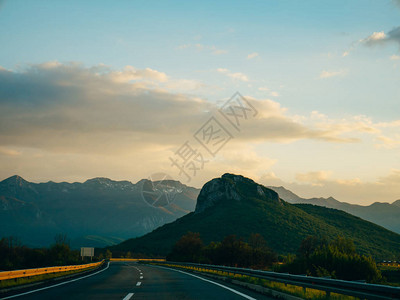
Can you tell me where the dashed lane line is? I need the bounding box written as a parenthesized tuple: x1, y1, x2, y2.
(122, 292, 134, 300)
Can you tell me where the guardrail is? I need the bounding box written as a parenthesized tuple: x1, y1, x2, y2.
(0, 260, 105, 281)
(151, 261, 400, 300)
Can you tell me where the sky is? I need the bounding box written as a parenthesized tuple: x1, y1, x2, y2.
(0, 0, 399, 205)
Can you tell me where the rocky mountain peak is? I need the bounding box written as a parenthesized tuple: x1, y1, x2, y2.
(392, 199, 400, 207)
(1, 175, 30, 187)
(195, 173, 280, 214)
(84, 177, 114, 185)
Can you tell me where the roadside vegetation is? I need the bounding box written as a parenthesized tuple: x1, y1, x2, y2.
(379, 263, 400, 286)
(167, 232, 383, 284)
(167, 232, 277, 269)
(277, 236, 382, 283)
(0, 235, 100, 271)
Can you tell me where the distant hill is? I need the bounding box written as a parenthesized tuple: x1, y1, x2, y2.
(269, 186, 400, 234)
(110, 174, 400, 260)
(0, 175, 198, 248)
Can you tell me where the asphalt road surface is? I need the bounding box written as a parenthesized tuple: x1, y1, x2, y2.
(1, 262, 275, 300)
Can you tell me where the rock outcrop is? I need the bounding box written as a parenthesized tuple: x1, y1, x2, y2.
(195, 173, 280, 213)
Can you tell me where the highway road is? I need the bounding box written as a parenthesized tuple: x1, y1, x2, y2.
(1, 262, 274, 299)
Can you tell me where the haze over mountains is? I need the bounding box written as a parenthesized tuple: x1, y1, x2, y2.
(269, 186, 400, 234)
(111, 174, 400, 260)
(0, 175, 198, 248)
(2, 174, 400, 250)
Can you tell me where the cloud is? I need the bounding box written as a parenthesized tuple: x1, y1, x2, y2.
(295, 171, 331, 186)
(228, 72, 249, 82)
(217, 68, 249, 82)
(258, 87, 279, 97)
(247, 52, 259, 59)
(0, 63, 214, 154)
(319, 70, 346, 79)
(376, 135, 400, 149)
(1, 62, 398, 187)
(0, 62, 394, 153)
(164, 79, 204, 91)
(110, 66, 168, 83)
(0, 146, 21, 156)
(362, 26, 400, 47)
(363, 31, 387, 45)
(217, 68, 229, 73)
(348, 22, 400, 55)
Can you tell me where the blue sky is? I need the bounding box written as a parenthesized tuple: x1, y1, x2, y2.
(1, 0, 399, 117)
(0, 0, 399, 204)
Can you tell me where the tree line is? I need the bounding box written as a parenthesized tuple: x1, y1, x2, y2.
(167, 232, 382, 283)
(0, 235, 98, 271)
(167, 232, 277, 269)
(278, 235, 382, 283)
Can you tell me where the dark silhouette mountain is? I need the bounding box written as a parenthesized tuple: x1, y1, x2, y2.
(111, 174, 400, 260)
(0, 175, 198, 248)
(269, 186, 400, 234)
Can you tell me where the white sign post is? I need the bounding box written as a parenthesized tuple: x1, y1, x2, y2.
(81, 247, 94, 261)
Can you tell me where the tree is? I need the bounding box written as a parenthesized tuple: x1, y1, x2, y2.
(298, 236, 326, 259)
(49, 234, 79, 266)
(54, 234, 69, 246)
(280, 236, 382, 283)
(105, 249, 112, 259)
(330, 236, 356, 255)
(167, 232, 204, 262)
(249, 233, 267, 249)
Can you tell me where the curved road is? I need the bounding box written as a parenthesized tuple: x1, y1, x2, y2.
(1, 262, 274, 300)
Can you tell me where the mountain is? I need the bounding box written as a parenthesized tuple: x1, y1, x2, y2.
(269, 186, 400, 234)
(0, 175, 199, 248)
(110, 174, 400, 260)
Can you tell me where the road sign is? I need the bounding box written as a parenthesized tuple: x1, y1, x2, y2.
(81, 247, 94, 258)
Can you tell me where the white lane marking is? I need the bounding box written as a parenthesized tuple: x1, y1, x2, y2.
(140, 276, 143, 279)
(2, 262, 110, 299)
(154, 265, 257, 300)
(123, 293, 134, 300)
(136, 281, 142, 286)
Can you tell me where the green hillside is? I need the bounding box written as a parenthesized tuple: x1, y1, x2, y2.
(111, 174, 400, 260)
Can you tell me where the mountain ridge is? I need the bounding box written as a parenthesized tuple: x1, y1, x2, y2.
(0, 175, 198, 248)
(268, 185, 400, 234)
(110, 173, 400, 260)
(2, 174, 400, 250)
